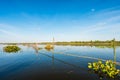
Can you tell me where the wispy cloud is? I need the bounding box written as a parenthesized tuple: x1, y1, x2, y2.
(80, 6, 120, 32)
(74, 7, 120, 40)
(0, 24, 27, 42)
(0, 5, 120, 42)
(0, 23, 47, 42)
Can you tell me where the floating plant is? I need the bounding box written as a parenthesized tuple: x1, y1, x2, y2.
(88, 60, 120, 79)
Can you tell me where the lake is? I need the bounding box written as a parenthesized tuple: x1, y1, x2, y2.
(0, 44, 120, 80)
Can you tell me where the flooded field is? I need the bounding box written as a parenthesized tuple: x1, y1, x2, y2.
(0, 44, 120, 80)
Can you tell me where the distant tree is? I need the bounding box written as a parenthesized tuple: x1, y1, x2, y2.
(111, 38, 115, 42)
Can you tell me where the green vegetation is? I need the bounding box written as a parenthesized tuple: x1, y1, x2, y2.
(88, 60, 120, 79)
(3, 45, 21, 53)
(41, 39, 120, 46)
(45, 44, 54, 49)
(1, 39, 120, 46)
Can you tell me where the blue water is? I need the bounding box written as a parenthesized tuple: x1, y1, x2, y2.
(0, 44, 120, 80)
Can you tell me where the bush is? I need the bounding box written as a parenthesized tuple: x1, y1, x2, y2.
(3, 45, 21, 53)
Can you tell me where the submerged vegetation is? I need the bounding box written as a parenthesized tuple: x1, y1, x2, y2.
(88, 60, 120, 79)
(3, 45, 21, 53)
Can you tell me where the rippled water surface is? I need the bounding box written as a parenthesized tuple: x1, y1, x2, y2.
(0, 44, 120, 80)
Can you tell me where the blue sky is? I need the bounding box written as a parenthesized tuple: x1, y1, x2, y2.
(0, 0, 120, 42)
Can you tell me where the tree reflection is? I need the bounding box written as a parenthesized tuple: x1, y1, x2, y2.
(45, 48, 53, 51)
(113, 45, 116, 67)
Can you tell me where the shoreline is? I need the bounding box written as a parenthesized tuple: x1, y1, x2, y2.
(0, 41, 120, 46)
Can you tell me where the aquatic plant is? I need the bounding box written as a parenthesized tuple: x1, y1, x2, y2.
(45, 44, 54, 49)
(88, 60, 120, 79)
(3, 45, 21, 53)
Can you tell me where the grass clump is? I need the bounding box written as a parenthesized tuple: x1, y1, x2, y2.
(45, 44, 54, 49)
(3, 45, 21, 53)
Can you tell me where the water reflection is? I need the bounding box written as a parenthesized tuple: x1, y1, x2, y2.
(88, 45, 120, 79)
(40, 52, 87, 71)
(113, 45, 116, 67)
(23, 43, 42, 53)
(45, 48, 53, 51)
(51, 49, 55, 70)
(30, 44, 87, 71)
(0, 44, 120, 80)
(87, 45, 117, 63)
(23, 43, 54, 52)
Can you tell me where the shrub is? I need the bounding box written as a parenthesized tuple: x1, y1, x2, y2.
(3, 45, 21, 53)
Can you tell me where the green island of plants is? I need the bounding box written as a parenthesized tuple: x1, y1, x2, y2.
(3, 45, 21, 53)
(88, 60, 120, 79)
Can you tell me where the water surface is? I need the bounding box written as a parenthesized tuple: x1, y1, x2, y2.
(0, 44, 120, 80)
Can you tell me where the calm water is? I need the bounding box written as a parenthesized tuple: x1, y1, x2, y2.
(0, 44, 120, 80)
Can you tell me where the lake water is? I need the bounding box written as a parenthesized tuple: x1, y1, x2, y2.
(0, 44, 120, 80)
